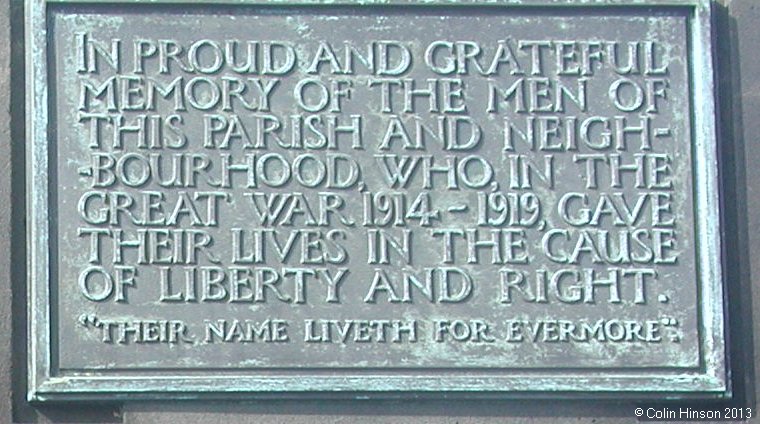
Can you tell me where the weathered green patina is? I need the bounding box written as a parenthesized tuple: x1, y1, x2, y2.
(26, 0, 727, 401)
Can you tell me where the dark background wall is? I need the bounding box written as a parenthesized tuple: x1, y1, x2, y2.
(0, 1, 757, 422)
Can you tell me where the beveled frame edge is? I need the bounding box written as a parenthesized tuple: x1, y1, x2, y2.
(689, 0, 729, 401)
(25, 0, 728, 402)
(26, 0, 52, 405)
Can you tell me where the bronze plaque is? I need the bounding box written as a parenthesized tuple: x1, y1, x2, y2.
(27, 0, 727, 400)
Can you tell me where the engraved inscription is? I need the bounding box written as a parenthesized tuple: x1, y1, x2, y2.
(52, 8, 699, 371)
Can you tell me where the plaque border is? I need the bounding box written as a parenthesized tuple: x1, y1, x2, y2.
(26, 0, 729, 401)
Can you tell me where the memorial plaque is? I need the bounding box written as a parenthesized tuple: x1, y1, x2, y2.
(27, 0, 728, 400)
